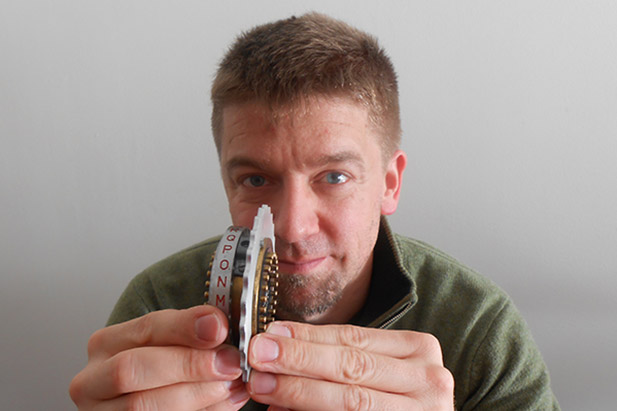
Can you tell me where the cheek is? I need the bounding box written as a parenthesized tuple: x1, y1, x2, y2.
(322, 191, 381, 244)
(228, 202, 260, 227)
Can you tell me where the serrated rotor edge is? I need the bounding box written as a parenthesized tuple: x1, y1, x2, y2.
(238, 204, 275, 382)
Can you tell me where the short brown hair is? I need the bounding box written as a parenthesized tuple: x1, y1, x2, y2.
(211, 12, 401, 158)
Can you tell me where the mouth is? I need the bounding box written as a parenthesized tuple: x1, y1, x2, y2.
(277, 257, 327, 274)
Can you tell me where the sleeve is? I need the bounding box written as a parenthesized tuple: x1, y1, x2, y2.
(105, 239, 216, 326)
(106, 272, 159, 326)
(459, 299, 560, 410)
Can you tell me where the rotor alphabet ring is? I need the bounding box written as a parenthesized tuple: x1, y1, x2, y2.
(204, 205, 279, 381)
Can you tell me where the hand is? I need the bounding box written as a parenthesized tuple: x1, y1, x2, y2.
(246, 322, 454, 410)
(69, 305, 250, 410)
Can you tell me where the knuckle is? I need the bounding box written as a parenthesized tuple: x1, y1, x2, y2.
(189, 380, 226, 405)
(401, 330, 417, 346)
(422, 333, 440, 350)
(285, 377, 307, 404)
(68, 372, 85, 404)
(123, 392, 149, 411)
(343, 384, 373, 411)
(87, 328, 106, 358)
(110, 352, 139, 393)
(427, 366, 455, 396)
(414, 332, 442, 359)
(286, 340, 313, 371)
(340, 325, 370, 349)
(341, 348, 375, 384)
(131, 314, 155, 347)
(267, 375, 306, 404)
(182, 348, 207, 380)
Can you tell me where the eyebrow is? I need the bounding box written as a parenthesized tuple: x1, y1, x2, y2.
(224, 156, 269, 174)
(315, 151, 365, 167)
(224, 150, 366, 173)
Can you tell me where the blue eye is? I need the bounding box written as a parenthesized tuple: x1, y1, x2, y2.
(243, 175, 266, 187)
(325, 172, 349, 184)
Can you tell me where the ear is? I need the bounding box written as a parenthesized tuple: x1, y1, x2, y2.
(381, 150, 407, 215)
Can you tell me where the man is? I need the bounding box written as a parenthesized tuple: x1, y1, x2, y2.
(70, 13, 559, 410)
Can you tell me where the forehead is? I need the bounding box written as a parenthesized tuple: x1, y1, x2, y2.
(220, 98, 381, 168)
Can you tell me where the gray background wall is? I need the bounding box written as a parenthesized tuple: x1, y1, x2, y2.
(1, 1, 616, 409)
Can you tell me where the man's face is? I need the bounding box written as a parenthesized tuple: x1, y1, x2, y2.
(220, 97, 404, 323)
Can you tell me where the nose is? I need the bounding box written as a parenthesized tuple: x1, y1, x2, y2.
(272, 180, 319, 244)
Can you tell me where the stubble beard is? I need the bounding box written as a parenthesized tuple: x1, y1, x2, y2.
(275, 271, 343, 322)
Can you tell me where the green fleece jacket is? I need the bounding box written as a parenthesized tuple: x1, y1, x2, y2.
(108, 219, 559, 410)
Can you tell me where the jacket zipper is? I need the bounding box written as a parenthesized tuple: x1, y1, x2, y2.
(378, 300, 412, 329)
(374, 217, 416, 329)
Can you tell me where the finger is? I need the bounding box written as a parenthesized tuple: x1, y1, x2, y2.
(77, 345, 242, 400)
(93, 380, 244, 411)
(248, 372, 417, 411)
(88, 305, 229, 359)
(205, 380, 250, 411)
(249, 333, 432, 393)
(267, 321, 443, 361)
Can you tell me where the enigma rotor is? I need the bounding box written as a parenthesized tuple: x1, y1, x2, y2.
(204, 205, 279, 381)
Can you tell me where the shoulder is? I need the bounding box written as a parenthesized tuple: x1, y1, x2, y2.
(107, 236, 220, 325)
(391, 234, 559, 409)
(136, 236, 221, 299)
(392, 232, 514, 342)
(141, 236, 221, 279)
(393, 233, 508, 312)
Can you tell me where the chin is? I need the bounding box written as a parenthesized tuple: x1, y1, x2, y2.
(275, 270, 343, 321)
(277, 288, 341, 323)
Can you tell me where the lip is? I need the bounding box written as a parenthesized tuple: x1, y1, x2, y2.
(277, 257, 326, 274)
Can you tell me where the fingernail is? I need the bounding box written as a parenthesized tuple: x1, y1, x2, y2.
(266, 323, 291, 337)
(254, 335, 279, 362)
(229, 385, 250, 405)
(215, 347, 241, 375)
(225, 378, 244, 391)
(195, 314, 221, 341)
(251, 371, 277, 394)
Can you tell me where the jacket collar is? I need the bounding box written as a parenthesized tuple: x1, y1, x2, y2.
(349, 217, 417, 328)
